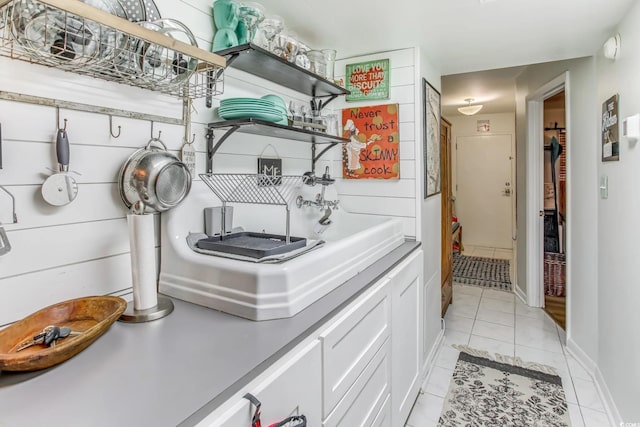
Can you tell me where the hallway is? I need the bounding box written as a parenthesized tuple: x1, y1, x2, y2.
(406, 284, 609, 427)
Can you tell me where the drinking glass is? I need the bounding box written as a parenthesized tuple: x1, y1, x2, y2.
(272, 29, 289, 60)
(237, 2, 265, 45)
(322, 49, 337, 80)
(307, 50, 327, 78)
(258, 15, 284, 52)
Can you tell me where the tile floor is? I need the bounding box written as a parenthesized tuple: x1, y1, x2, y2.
(405, 283, 611, 427)
(460, 244, 513, 260)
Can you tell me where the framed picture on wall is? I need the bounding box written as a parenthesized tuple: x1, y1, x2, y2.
(423, 78, 441, 198)
(602, 94, 619, 161)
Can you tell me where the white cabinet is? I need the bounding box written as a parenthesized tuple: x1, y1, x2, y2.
(202, 340, 322, 427)
(320, 278, 391, 417)
(390, 249, 423, 426)
(200, 247, 432, 427)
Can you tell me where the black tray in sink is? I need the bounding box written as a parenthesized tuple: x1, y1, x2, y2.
(196, 232, 307, 259)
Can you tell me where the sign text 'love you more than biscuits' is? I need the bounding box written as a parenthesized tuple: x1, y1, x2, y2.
(345, 59, 390, 102)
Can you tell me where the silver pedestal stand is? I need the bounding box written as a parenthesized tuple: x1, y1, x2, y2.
(119, 295, 174, 323)
(118, 203, 174, 323)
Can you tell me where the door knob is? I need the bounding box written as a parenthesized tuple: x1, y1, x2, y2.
(539, 210, 545, 217)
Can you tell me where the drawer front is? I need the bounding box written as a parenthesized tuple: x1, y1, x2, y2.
(320, 278, 391, 416)
(323, 341, 391, 427)
(203, 340, 322, 427)
(371, 394, 391, 427)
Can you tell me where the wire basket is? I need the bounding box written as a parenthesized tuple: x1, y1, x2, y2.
(543, 252, 566, 297)
(199, 173, 306, 206)
(0, 0, 225, 98)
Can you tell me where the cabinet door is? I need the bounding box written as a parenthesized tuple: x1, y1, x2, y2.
(203, 340, 322, 427)
(389, 249, 423, 427)
(320, 278, 391, 417)
(323, 342, 391, 427)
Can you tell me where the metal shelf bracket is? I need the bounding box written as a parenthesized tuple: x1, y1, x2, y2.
(206, 125, 240, 173)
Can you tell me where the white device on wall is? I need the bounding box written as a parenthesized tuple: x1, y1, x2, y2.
(622, 113, 640, 142)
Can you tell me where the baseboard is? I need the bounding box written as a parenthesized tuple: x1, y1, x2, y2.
(565, 338, 621, 426)
(593, 365, 622, 426)
(420, 323, 445, 389)
(514, 285, 527, 304)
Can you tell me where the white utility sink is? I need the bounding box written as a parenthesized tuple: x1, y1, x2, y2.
(159, 182, 404, 320)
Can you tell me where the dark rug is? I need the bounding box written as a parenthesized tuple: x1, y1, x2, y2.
(453, 253, 512, 291)
(439, 345, 570, 426)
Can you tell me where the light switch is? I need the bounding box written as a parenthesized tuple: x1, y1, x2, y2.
(600, 175, 608, 199)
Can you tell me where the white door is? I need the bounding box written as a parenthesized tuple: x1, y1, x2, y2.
(456, 135, 513, 249)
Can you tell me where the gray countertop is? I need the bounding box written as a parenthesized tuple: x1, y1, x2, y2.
(0, 241, 420, 427)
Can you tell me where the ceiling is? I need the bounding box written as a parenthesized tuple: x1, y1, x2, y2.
(441, 66, 524, 118)
(258, 0, 632, 118)
(259, 0, 633, 76)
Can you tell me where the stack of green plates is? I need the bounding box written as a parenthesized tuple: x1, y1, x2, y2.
(219, 97, 288, 125)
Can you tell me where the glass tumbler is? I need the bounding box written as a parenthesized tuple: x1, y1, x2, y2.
(307, 50, 327, 79)
(321, 49, 336, 81)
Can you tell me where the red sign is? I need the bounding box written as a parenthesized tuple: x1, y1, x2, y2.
(342, 104, 399, 180)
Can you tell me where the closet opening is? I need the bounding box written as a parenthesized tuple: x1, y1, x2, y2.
(542, 91, 566, 329)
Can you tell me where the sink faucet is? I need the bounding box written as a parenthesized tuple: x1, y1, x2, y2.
(296, 166, 340, 211)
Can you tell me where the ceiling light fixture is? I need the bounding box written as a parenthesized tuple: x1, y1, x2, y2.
(458, 98, 483, 116)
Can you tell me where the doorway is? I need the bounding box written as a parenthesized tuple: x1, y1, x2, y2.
(525, 72, 570, 342)
(542, 91, 567, 329)
(456, 134, 514, 250)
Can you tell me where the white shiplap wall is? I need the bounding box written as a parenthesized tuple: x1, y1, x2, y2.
(0, 1, 422, 326)
(329, 48, 419, 238)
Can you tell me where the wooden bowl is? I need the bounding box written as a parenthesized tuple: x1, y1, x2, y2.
(0, 296, 127, 371)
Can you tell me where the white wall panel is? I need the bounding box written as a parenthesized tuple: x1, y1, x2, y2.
(331, 48, 419, 237)
(0, 219, 131, 279)
(0, 254, 134, 326)
(1, 184, 125, 231)
(336, 179, 416, 198)
(339, 195, 415, 217)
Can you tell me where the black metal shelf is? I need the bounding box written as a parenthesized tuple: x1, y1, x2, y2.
(208, 118, 347, 144)
(207, 44, 349, 173)
(215, 44, 349, 98)
(206, 119, 346, 173)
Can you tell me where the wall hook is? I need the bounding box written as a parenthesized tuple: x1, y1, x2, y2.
(56, 107, 67, 131)
(150, 121, 162, 140)
(0, 185, 18, 224)
(188, 133, 196, 144)
(109, 116, 121, 138)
